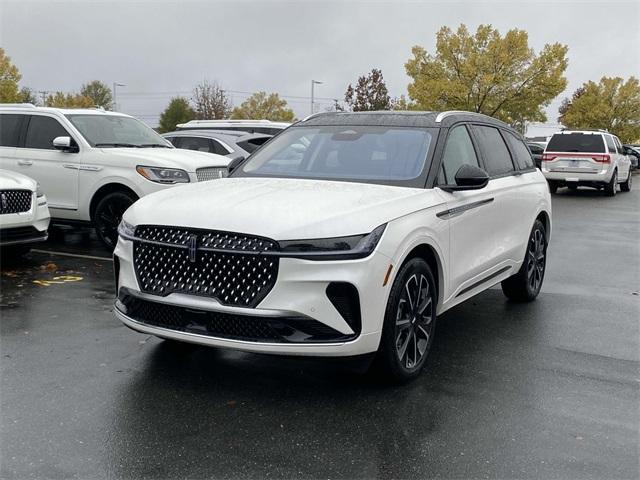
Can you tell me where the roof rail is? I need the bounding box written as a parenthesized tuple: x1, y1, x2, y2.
(0, 103, 37, 109)
(180, 119, 279, 125)
(435, 110, 489, 123)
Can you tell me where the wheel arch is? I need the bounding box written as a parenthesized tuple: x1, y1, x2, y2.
(89, 183, 139, 221)
(536, 210, 551, 242)
(396, 242, 444, 312)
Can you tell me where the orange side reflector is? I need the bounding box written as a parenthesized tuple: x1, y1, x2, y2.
(382, 264, 393, 286)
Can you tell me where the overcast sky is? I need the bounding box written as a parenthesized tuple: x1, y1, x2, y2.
(1, 0, 639, 135)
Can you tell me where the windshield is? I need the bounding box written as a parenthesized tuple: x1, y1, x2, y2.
(546, 133, 605, 153)
(236, 126, 434, 185)
(66, 114, 171, 148)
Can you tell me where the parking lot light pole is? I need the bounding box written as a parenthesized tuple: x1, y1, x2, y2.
(310, 80, 323, 115)
(112, 82, 126, 111)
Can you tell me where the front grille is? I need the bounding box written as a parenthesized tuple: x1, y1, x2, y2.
(117, 291, 354, 343)
(0, 190, 32, 214)
(133, 226, 279, 307)
(196, 167, 227, 181)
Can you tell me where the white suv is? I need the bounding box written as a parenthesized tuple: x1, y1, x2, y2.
(114, 111, 552, 382)
(0, 105, 230, 248)
(542, 130, 632, 195)
(0, 169, 50, 256)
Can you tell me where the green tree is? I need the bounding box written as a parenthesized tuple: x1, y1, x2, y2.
(158, 96, 195, 133)
(19, 86, 39, 105)
(45, 91, 94, 108)
(0, 47, 22, 103)
(80, 80, 113, 109)
(344, 68, 392, 111)
(192, 80, 232, 119)
(231, 92, 295, 121)
(405, 24, 568, 130)
(559, 76, 640, 143)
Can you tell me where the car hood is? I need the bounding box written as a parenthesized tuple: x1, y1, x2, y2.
(125, 177, 445, 240)
(0, 169, 36, 190)
(101, 148, 229, 171)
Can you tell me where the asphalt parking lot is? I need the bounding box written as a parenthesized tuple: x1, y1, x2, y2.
(1, 186, 638, 480)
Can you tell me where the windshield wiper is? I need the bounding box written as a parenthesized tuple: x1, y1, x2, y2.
(94, 142, 141, 148)
(138, 143, 172, 148)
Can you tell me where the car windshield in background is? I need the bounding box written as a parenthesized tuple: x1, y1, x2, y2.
(546, 133, 605, 153)
(65, 114, 170, 148)
(237, 126, 433, 185)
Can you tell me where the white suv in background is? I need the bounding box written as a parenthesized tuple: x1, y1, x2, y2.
(0, 169, 50, 256)
(0, 105, 230, 249)
(542, 130, 632, 195)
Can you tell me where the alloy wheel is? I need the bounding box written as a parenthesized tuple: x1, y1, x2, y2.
(395, 273, 434, 369)
(526, 228, 546, 293)
(96, 196, 133, 249)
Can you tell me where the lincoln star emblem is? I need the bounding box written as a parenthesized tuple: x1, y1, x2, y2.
(1, 193, 7, 211)
(188, 234, 198, 263)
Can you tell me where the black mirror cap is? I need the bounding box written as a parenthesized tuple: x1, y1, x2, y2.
(442, 164, 490, 192)
(227, 154, 247, 175)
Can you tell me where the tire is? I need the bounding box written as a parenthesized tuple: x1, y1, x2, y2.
(604, 170, 617, 197)
(93, 190, 137, 250)
(547, 181, 558, 194)
(373, 258, 437, 383)
(620, 170, 632, 192)
(501, 219, 547, 302)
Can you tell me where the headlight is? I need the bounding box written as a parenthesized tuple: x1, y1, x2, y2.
(117, 219, 136, 239)
(278, 224, 386, 260)
(136, 166, 190, 184)
(36, 183, 44, 198)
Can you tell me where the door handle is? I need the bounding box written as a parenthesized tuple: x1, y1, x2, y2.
(17, 160, 33, 166)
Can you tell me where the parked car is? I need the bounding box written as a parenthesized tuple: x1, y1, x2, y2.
(114, 110, 552, 382)
(176, 119, 290, 135)
(162, 129, 272, 161)
(622, 145, 640, 170)
(0, 169, 50, 256)
(527, 142, 544, 169)
(542, 130, 632, 195)
(0, 105, 230, 249)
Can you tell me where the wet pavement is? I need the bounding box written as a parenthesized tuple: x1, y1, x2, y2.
(1, 186, 639, 479)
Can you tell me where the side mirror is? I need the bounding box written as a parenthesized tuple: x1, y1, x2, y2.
(441, 164, 489, 192)
(227, 154, 246, 175)
(53, 136, 78, 153)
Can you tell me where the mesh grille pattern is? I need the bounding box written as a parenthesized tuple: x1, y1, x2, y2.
(196, 167, 228, 181)
(0, 190, 32, 214)
(133, 226, 279, 307)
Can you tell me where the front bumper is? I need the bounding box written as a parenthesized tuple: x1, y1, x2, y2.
(0, 195, 50, 246)
(113, 235, 391, 356)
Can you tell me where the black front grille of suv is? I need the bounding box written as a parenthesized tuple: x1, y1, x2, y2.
(133, 226, 279, 307)
(0, 190, 32, 215)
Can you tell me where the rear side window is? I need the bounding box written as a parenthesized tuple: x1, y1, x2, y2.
(546, 133, 606, 153)
(604, 135, 617, 153)
(505, 132, 534, 170)
(24, 116, 70, 150)
(0, 114, 23, 147)
(472, 125, 515, 176)
(210, 139, 231, 155)
(176, 136, 212, 153)
(439, 125, 480, 184)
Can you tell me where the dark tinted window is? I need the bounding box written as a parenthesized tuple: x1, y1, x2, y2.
(164, 136, 176, 145)
(505, 132, 534, 169)
(472, 125, 515, 176)
(527, 143, 544, 154)
(604, 135, 617, 153)
(0, 114, 23, 147)
(210, 139, 230, 155)
(439, 126, 479, 184)
(24, 115, 69, 150)
(176, 136, 212, 153)
(546, 133, 605, 153)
